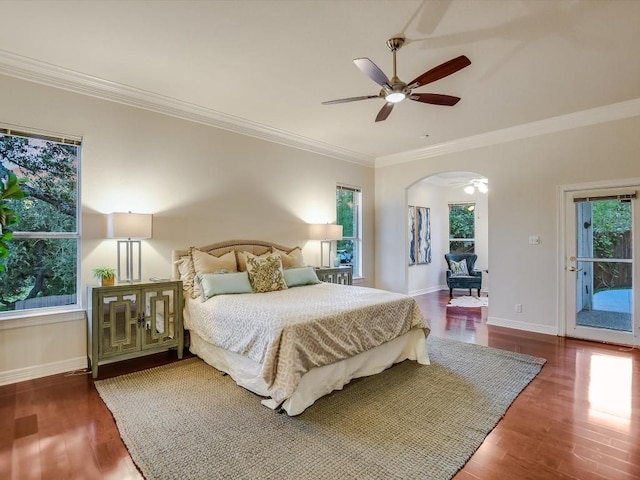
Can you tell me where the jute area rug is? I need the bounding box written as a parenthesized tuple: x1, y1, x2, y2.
(95, 336, 545, 480)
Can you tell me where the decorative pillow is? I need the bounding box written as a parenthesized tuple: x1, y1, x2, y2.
(283, 266, 320, 287)
(189, 248, 238, 299)
(236, 250, 274, 272)
(450, 259, 470, 276)
(272, 247, 305, 269)
(244, 252, 288, 293)
(197, 271, 253, 301)
(174, 256, 195, 294)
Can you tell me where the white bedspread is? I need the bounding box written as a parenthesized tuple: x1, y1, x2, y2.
(186, 283, 429, 404)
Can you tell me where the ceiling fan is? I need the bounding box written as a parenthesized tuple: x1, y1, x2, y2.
(463, 178, 488, 194)
(322, 37, 471, 122)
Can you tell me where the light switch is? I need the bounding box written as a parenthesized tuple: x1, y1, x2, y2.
(528, 235, 540, 245)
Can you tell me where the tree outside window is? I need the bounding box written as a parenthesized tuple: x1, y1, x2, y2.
(336, 185, 361, 276)
(0, 130, 79, 313)
(449, 203, 475, 253)
(590, 199, 632, 291)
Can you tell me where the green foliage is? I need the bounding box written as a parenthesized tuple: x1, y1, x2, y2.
(336, 189, 355, 238)
(449, 204, 474, 239)
(92, 267, 116, 279)
(590, 200, 631, 290)
(448, 204, 475, 253)
(336, 189, 356, 259)
(0, 134, 78, 310)
(0, 170, 28, 272)
(592, 200, 630, 255)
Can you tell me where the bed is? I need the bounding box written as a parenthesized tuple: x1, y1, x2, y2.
(172, 239, 430, 415)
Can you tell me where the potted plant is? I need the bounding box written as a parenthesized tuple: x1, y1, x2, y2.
(0, 170, 28, 273)
(93, 267, 116, 287)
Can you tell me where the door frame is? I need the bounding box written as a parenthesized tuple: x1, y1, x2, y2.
(557, 178, 640, 345)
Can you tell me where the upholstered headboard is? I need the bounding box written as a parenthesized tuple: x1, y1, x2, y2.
(171, 239, 297, 280)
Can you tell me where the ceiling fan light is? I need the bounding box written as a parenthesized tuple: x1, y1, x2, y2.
(386, 92, 406, 103)
(464, 185, 475, 195)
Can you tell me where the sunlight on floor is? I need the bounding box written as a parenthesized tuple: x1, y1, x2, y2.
(585, 352, 632, 431)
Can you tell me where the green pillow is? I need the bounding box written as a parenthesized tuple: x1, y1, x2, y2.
(284, 267, 321, 287)
(450, 259, 469, 276)
(197, 271, 253, 301)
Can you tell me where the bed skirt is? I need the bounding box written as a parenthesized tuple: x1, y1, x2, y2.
(189, 327, 429, 415)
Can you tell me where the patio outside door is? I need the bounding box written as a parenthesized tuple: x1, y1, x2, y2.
(564, 188, 638, 345)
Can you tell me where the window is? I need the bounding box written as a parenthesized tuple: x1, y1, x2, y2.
(449, 203, 475, 253)
(0, 127, 80, 314)
(336, 185, 362, 277)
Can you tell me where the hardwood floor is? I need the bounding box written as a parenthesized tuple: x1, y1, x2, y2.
(1, 290, 639, 479)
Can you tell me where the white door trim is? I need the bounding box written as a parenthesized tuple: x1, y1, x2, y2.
(558, 177, 640, 344)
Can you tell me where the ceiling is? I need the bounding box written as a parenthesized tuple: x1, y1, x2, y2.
(1, 1, 639, 166)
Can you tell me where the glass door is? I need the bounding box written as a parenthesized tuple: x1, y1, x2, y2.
(565, 191, 637, 345)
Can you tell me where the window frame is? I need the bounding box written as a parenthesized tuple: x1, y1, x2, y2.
(448, 202, 476, 253)
(336, 184, 362, 278)
(0, 125, 82, 319)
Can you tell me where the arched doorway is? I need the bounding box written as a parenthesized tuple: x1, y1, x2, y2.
(406, 171, 489, 296)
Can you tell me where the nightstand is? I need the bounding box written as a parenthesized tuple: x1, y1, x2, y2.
(87, 280, 184, 378)
(315, 265, 353, 285)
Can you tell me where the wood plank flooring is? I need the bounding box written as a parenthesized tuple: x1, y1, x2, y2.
(1, 290, 639, 479)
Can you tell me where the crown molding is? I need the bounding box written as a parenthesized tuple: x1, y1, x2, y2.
(375, 98, 640, 168)
(3, 50, 639, 170)
(0, 50, 374, 167)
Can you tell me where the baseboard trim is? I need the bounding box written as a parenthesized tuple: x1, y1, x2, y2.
(0, 356, 88, 386)
(487, 316, 558, 336)
(409, 286, 447, 296)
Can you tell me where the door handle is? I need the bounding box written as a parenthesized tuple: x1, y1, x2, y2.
(568, 266, 583, 272)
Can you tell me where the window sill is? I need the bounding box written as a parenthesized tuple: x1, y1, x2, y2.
(0, 308, 85, 331)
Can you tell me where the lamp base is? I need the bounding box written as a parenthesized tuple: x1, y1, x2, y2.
(116, 239, 142, 283)
(320, 240, 334, 268)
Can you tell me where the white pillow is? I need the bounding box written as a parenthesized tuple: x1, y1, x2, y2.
(174, 255, 195, 295)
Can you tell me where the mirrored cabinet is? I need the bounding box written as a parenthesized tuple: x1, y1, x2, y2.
(314, 265, 353, 285)
(88, 280, 183, 378)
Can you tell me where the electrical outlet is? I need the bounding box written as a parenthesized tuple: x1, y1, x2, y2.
(515, 304, 522, 313)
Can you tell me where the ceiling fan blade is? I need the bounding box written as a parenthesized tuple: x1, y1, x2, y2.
(409, 93, 461, 106)
(353, 58, 391, 87)
(407, 55, 471, 89)
(375, 103, 394, 122)
(321, 95, 379, 105)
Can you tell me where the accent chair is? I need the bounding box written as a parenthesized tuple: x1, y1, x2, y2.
(444, 253, 482, 297)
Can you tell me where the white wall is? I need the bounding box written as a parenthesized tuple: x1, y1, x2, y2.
(376, 115, 640, 335)
(407, 177, 488, 296)
(0, 74, 374, 383)
(407, 184, 446, 295)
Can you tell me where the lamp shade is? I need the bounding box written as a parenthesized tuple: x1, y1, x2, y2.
(107, 213, 153, 239)
(309, 223, 343, 241)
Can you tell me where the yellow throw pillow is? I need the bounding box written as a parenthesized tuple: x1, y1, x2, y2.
(244, 252, 288, 293)
(271, 247, 305, 269)
(189, 248, 238, 299)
